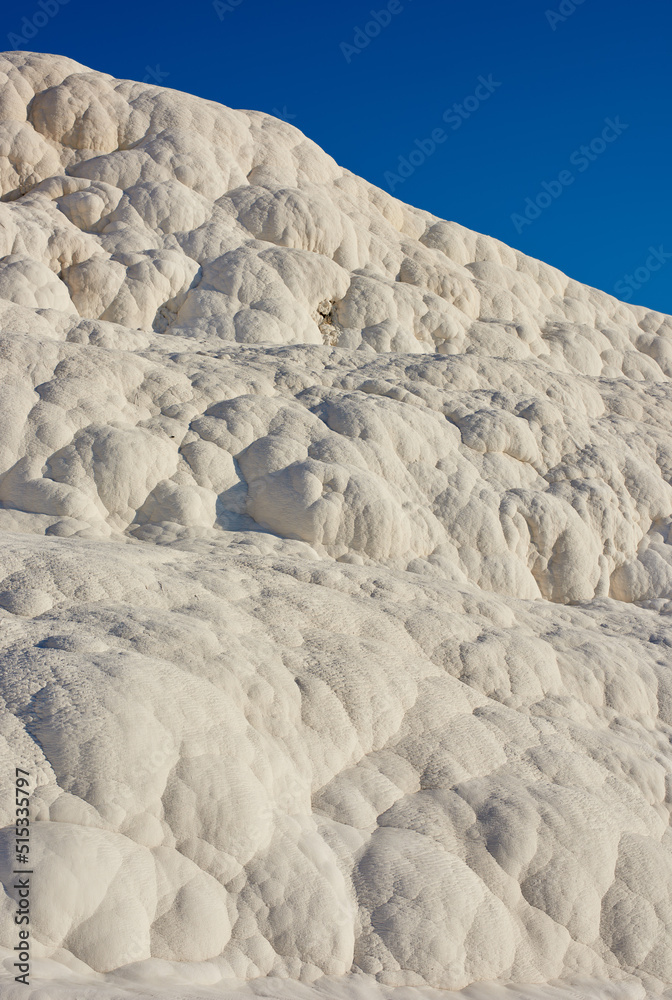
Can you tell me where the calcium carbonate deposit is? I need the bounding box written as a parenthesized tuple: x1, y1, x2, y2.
(1, 50, 672, 1000)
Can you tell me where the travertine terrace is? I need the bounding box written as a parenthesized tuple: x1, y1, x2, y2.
(1, 50, 672, 999)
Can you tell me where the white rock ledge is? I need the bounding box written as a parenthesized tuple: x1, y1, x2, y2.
(0, 51, 672, 999)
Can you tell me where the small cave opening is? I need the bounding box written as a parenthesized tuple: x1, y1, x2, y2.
(314, 298, 340, 346)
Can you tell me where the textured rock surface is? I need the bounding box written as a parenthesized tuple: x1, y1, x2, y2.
(1, 51, 672, 998)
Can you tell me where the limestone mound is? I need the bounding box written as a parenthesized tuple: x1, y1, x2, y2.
(1, 51, 672, 998)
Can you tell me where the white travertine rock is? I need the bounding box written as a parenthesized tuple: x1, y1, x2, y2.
(1, 50, 672, 1000)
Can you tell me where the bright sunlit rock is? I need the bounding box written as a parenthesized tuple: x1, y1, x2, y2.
(1, 50, 672, 999)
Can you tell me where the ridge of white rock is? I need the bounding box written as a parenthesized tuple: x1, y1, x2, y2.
(0, 50, 672, 999)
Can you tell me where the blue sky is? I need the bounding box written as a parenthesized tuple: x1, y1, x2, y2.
(4, 0, 671, 313)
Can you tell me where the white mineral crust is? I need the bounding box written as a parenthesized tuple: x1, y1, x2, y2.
(0, 50, 672, 1000)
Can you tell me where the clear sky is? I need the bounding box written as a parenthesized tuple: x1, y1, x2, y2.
(3, 0, 671, 313)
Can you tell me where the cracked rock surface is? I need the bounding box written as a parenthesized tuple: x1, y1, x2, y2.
(1, 51, 672, 998)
